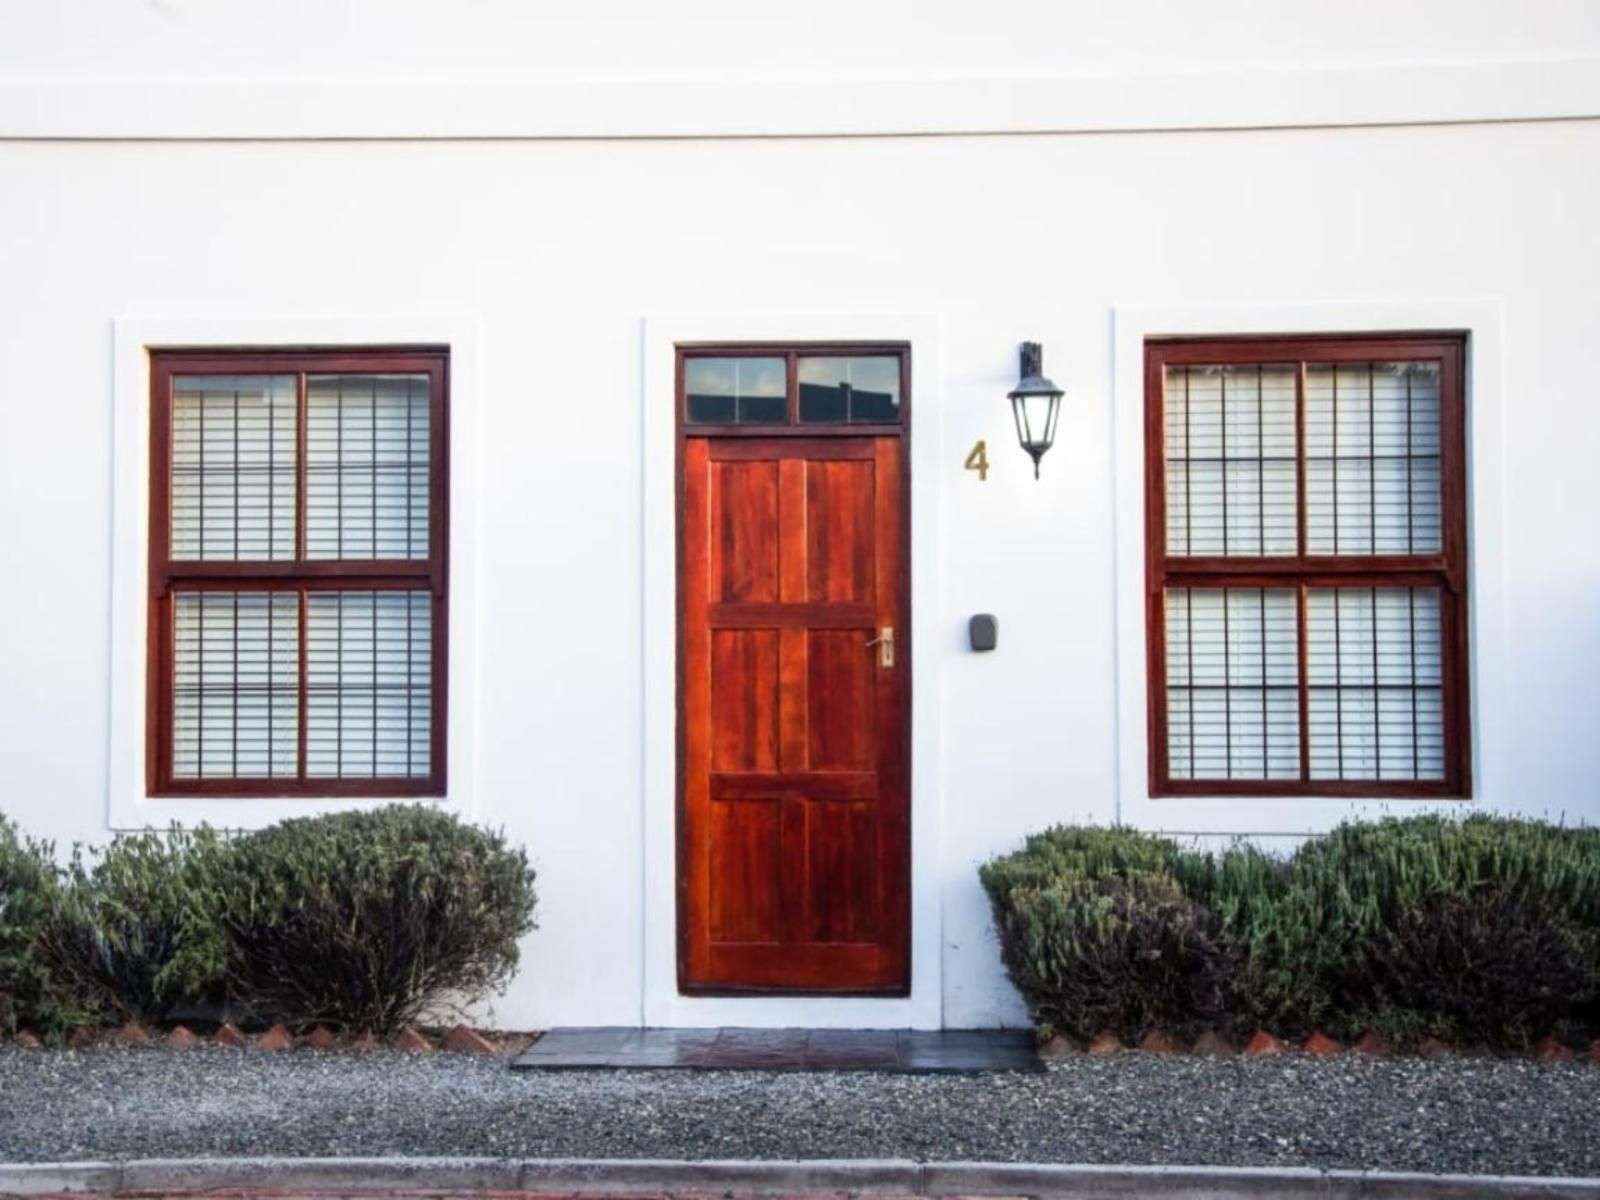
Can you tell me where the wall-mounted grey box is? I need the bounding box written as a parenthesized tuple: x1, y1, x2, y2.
(969, 614, 998, 652)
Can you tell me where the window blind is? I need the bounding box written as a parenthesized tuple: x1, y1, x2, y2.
(171, 591, 299, 779)
(1164, 365, 1298, 557)
(153, 351, 445, 795)
(1306, 363, 1441, 555)
(1148, 338, 1466, 796)
(1164, 588, 1300, 780)
(1307, 586, 1444, 781)
(306, 374, 431, 560)
(170, 376, 297, 561)
(306, 590, 432, 779)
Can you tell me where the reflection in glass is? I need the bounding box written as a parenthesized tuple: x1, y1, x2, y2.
(685, 357, 787, 424)
(798, 356, 901, 423)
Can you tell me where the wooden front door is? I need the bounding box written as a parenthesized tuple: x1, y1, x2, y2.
(679, 365, 910, 993)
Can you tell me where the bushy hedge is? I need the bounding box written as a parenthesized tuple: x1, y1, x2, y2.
(0, 806, 537, 1038)
(981, 816, 1600, 1049)
(219, 806, 538, 1032)
(0, 816, 88, 1037)
(39, 827, 232, 1024)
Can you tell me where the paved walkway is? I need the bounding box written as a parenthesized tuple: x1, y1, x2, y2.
(511, 1028, 1041, 1072)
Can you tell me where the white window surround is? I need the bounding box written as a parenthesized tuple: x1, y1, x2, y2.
(1111, 300, 1507, 836)
(641, 312, 944, 1029)
(108, 316, 481, 831)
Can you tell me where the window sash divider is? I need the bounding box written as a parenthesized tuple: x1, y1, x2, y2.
(1161, 568, 1449, 590)
(1296, 362, 1308, 558)
(1160, 554, 1449, 577)
(295, 370, 308, 561)
(157, 560, 435, 584)
(1296, 584, 1310, 781)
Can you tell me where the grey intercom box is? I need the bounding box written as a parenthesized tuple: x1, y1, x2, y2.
(969, 614, 998, 652)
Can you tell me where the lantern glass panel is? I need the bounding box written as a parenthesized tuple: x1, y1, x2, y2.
(1013, 391, 1059, 446)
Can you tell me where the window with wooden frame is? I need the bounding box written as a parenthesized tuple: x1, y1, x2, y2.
(147, 348, 448, 796)
(1145, 334, 1469, 798)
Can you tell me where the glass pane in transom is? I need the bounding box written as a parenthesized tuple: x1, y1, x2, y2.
(798, 356, 901, 423)
(684, 357, 786, 424)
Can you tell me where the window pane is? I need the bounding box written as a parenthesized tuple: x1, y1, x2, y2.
(305, 375, 431, 560)
(171, 375, 297, 561)
(1306, 362, 1441, 555)
(1164, 365, 1297, 556)
(1307, 586, 1444, 780)
(1164, 587, 1300, 780)
(684, 357, 786, 424)
(306, 590, 432, 779)
(172, 591, 299, 779)
(799, 356, 901, 423)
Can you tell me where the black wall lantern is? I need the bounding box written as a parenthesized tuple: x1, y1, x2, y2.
(1007, 341, 1064, 478)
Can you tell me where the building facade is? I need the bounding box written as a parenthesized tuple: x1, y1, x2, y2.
(2, 0, 1598, 1030)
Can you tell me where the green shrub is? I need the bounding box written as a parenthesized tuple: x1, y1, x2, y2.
(219, 805, 537, 1033)
(988, 871, 1235, 1042)
(1275, 815, 1600, 1044)
(37, 827, 232, 1024)
(982, 815, 1600, 1048)
(981, 827, 1235, 1040)
(979, 825, 1204, 895)
(0, 817, 86, 1037)
(1191, 843, 1302, 1029)
(1351, 884, 1600, 1048)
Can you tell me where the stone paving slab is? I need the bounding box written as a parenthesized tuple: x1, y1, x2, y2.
(510, 1029, 1043, 1073)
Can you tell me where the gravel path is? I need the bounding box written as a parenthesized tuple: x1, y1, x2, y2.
(2, 1045, 1598, 1176)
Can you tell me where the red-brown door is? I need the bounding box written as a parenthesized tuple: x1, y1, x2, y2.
(679, 435, 909, 993)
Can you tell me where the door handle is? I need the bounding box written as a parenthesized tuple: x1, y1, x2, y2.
(866, 626, 895, 667)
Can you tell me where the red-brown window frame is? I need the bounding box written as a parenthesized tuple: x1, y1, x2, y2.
(1145, 332, 1471, 799)
(146, 346, 449, 798)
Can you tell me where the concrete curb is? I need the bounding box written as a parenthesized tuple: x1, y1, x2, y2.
(1, 1158, 1597, 1199)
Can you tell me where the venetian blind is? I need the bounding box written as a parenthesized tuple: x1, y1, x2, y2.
(306, 590, 432, 779)
(1165, 365, 1298, 556)
(170, 376, 297, 561)
(171, 591, 299, 779)
(306, 374, 431, 560)
(1164, 587, 1300, 780)
(1307, 586, 1444, 781)
(1305, 363, 1441, 555)
(1159, 355, 1453, 787)
(164, 365, 438, 785)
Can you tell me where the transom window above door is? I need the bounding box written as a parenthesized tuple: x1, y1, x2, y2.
(681, 345, 908, 429)
(147, 348, 448, 797)
(1145, 333, 1470, 798)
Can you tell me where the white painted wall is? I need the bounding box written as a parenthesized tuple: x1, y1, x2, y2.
(1, 0, 1599, 1030)
(4, 0, 1599, 82)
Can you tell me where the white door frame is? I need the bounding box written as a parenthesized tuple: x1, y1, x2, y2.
(640, 312, 945, 1028)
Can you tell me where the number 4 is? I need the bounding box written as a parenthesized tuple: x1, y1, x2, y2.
(964, 439, 990, 481)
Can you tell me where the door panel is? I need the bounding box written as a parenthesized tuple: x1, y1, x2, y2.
(680, 435, 908, 993)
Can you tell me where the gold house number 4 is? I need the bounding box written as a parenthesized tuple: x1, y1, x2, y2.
(964, 439, 990, 481)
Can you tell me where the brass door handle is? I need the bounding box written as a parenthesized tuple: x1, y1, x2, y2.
(866, 626, 895, 667)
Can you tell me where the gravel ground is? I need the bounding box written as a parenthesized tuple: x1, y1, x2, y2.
(2, 1045, 1599, 1176)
